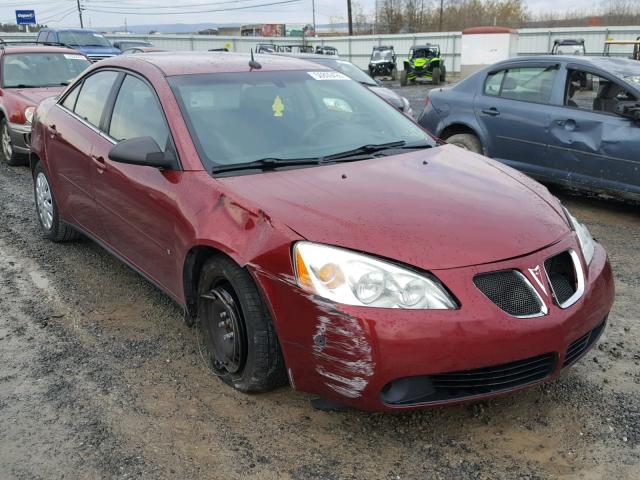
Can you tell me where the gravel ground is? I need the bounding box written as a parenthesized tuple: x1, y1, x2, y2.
(1, 95, 639, 478)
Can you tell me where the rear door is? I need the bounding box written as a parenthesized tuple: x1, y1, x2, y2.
(474, 63, 561, 176)
(547, 65, 640, 196)
(91, 73, 184, 296)
(47, 70, 120, 238)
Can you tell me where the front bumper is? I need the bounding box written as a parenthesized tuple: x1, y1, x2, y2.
(254, 234, 614, 411)
(8, 122, 31, 155)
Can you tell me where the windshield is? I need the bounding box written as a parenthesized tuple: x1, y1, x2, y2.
(2, 53, 90, 88)
(169, 70, 434, 170)
(311, 58, 377, 86)
(412, 47, 438, 58)
(59, 31, 112, 48)
(372, 50, 393, 62)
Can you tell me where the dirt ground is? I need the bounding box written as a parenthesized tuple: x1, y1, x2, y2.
(1, 117, 639, 478)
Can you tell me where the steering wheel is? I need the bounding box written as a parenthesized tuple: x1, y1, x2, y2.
(300, 119, 345, 144)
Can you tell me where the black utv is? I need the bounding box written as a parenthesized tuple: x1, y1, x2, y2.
(551, 38, 586, 55)
(368, 46, 397, 80)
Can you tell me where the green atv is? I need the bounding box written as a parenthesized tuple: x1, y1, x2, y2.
(400, 44, 446, 86)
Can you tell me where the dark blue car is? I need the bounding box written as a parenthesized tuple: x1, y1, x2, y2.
(36, 28, 120, 62)
(419, 56, 640, 201)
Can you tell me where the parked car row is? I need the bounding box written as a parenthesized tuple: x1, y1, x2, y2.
(0, 43, 615, 412)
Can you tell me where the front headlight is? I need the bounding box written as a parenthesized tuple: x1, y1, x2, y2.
(293, 242, 456, 309)
(24, 106, 35, 124)
(563, 207, 595, 265)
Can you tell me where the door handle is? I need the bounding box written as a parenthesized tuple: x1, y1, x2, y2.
(481, 108, 500, 116)
(555, 119, 577, 130)
(48, 124, 60, 139)
(91, 155, 106, 172)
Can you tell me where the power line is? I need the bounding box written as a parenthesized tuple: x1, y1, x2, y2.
(83, 0, 304, 15)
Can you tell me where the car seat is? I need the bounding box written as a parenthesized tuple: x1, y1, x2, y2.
(593, 82, 622, 113)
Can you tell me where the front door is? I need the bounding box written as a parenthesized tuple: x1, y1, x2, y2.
(548, 67, 640, 196)
(92, 73, 184, 297)
(474, 63, 560, 177)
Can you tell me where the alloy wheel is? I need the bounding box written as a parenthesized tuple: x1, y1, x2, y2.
(35, 172, 54, 230)
(1, 123, 12, 161)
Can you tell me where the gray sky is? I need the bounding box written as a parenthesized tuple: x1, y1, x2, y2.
(0, 0, 597, 28)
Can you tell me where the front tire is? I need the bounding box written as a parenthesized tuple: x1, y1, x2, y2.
(432, 67, 441, 85)
(391, 66, 398, 81)
(1, 118, 24, 166)
(446, 133, 483, 154)
(33, 162, 79, 242)
(198, 255, 287, 393)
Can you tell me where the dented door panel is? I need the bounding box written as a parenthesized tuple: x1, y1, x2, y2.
(548, 108, 640, 196)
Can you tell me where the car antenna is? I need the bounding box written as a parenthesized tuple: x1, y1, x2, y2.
(249, 49, 262, 70)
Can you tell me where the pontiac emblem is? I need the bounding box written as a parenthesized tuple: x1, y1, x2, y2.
(528, 265, 547, 296)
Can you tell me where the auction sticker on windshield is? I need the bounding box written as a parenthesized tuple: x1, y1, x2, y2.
(307, 71, 350, 81)
(64, 54, 86, 60)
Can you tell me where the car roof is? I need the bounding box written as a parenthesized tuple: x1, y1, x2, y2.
(494, 55, 640, 77)
(273, 52, 340, 61)
(0, 44, 83, 55)
(97, 51, 333, 76)
(43, 28, 98, 32)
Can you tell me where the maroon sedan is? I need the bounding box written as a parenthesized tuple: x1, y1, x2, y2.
(0, 43, 90, 165)
(29, 52, 614, 411)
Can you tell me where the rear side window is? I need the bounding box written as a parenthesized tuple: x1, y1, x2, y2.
(108, 74, 170, 150)
(73, 71, 119, 128)
(484, 66, 558, 104)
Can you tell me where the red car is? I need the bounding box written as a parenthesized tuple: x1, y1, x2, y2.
(0, 42, 90, 165)
(30, 52, 614, 411)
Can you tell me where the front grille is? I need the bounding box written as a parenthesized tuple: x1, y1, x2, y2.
(381, 353, 556, 405)
(474, 270, 544, 317)
(545, 250, 578, 306)
(563, 319, 606, 367)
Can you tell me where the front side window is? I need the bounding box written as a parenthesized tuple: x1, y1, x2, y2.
(169, 70, 435, 170)
(565, 69, 638, 116)
(108, 75, 169, 149)
(485, 66, 558, 104)
(1, 53, 90, 88)
(73, 71, 119, 127)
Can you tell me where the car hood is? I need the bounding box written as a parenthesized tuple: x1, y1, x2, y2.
(11, 87, 65, 106)
(368, 85, 403, 109)
(219, 145, 569, 270)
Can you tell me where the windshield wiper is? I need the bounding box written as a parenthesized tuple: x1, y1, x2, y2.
(9, 84, 36, 88)
(211, 157, 321, 174)
(321, 140, 432, 162)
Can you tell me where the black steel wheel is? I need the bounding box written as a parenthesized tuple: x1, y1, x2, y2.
(201, 284, 247, 375)
(197, 254, 287, 392)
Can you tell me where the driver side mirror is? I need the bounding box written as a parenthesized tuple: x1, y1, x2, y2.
(108, 136, 178, 169)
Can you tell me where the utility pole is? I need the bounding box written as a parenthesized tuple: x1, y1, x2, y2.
(311, 0, 316, 35)
(347, 0, 353, 36)
(438, 0, 444, 32)
(76, 0, 84, 28)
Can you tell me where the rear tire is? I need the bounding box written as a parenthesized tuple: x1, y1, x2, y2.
(441, 64, 447, 82)
(400, 70, 407, 87)
(432, 67, 441, 86)
(391, 67, 397, 81)
(1, 118, 25, 166)
(33, 162, 79, 242)
(445, 133, 483, 154)
(197, 255, 287, 393)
